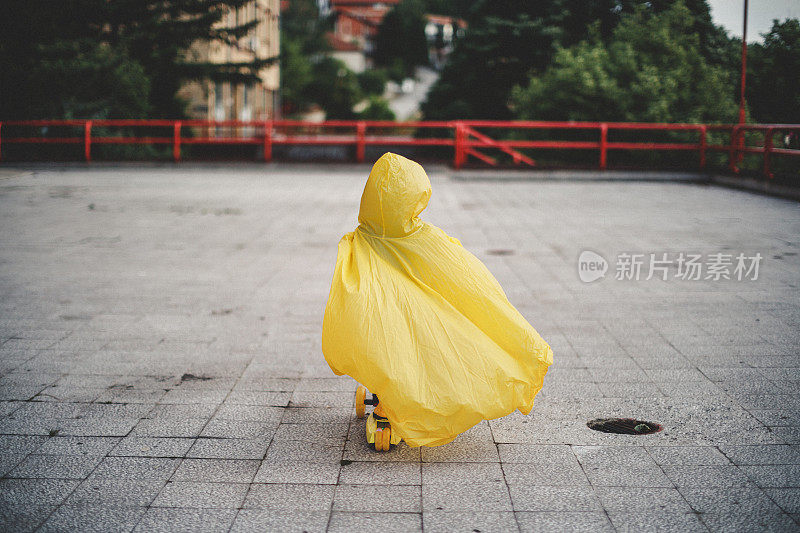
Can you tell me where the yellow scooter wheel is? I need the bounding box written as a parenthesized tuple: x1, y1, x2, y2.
(355, 386, 367, 419)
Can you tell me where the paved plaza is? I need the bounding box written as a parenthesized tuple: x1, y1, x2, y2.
(0, 163, 799, 532)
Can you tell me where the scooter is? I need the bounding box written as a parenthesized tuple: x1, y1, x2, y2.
(355, 385, 401, 451)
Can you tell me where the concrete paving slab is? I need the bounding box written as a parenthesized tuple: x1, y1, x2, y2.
(1, 165, 799, 531)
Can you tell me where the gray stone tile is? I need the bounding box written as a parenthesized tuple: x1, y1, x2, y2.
(253, 461, 341, 484)
(271, 422, 349, 441)
(594, 487, 692, 513)
(421, 440, 499, 463)
(130, 417, 208, 438)
(646, 446, 730, 465)
(502, 462, 589, 486)
(8, 454, 103, 479)
(497, 444, 574, 464)
(740, 465, 800, 487)
(151, 481, 249, 508)
(698, 508, 797, 532)
(211, 404, 284, 422)
(90, 457, 181, 480)
(187, 438, 269, 460)
(607, 511, 707, 532)
(38, 504, 147, 533)
(110, 437, 195, 458)
(340, 461, 421, 485)
(133, 508, 238, 533)
(329, 512, 422, 533)
(423, 482, 510, 512)
(35, 436, 120, 456)
(243, 483, 335, 510)
(719, 444, 800, 465)
(0, 503, 54, 533)
(764, 488, 800, 514)
(66, 478, 165, 506)
(422, 511, 516, 533)
(335, 484, 422, 512)
(422, 462, 502, 484)
(573, 445, 656, 466)
(662, 465, 756, 487)
(264, 439, 343, 463)
(230, 510, 330, 533)
(160, 389, 228, 405)
(171, 458, 259, 483)
(0, 453, 28, 476)
(147, 403, 219, 419)
(0, 434, 48, 454)
(225, 390, 291, 406)
(199, 419, 277, 439)
(583, 463, 673, 487)
(58, 417, 140, 437)
(281, 407, 352, 424)
(0, 478, 80, 506)
(516, 512, 614, 533)
(509, 485, 602, 512)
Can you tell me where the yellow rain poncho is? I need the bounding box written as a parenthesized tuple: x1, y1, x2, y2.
(322, 152, 553, 447)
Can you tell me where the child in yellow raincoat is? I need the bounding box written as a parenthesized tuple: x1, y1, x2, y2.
(322, 152, 553, 448)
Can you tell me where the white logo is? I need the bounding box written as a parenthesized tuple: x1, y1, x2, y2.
(578, 250, 608, 283)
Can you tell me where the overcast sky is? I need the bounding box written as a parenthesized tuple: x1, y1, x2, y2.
(707, 0, 800, 42)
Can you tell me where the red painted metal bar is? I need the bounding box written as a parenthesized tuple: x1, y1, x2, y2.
(84, 121, 92, 162)
(599, 123, 608, 170)
(173, 121, 182, 162)
(263, 120, 272, 162)
(0, 120, 797, 177)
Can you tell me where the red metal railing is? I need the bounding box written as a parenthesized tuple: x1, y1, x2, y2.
(1, 119, 798, 177)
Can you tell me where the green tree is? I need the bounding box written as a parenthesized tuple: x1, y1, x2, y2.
(747, 19, 800, 124)
(421, 0, 737, 120)
(303, 57, 363, 119)
(374, 0, 430, 80)
(0, 0, 276, 120)
(510, 3, 738, 123)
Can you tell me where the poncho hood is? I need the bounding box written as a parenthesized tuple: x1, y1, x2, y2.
(358, 152, 431, 238)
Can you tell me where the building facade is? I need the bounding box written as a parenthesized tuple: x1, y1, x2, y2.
(179, 0, 280, 124)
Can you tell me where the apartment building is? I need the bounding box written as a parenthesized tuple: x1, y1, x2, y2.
(179, 0, 280, 123)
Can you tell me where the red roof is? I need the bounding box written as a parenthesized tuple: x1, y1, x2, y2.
(326, 32, 362, 52)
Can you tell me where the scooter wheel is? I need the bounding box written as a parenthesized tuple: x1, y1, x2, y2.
(355, 386, 367, 419)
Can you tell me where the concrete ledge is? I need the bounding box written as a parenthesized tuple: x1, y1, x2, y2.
(710, 174, 800, 202)
(450, 169, 711, 183)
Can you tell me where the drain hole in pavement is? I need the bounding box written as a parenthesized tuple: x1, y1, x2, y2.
(587, 418, 662, 435)
(487, 249, 514, 256)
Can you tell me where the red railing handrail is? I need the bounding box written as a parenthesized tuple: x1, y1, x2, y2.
(0, 118, 797, 177)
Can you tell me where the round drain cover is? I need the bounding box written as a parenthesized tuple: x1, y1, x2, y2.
(587, 417, 662, 435)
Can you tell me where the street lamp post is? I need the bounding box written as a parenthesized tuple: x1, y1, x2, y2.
(739, 0, 749, 124)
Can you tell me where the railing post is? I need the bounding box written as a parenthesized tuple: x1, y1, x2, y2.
(599, 123, 608, 170)
(699, 125, 707, 170)
(728, 125, 740, 173)
(84, 120, 92, 162)
(356, 121, 366, 163)
(453, 122, 464, 169)
(763, 127, 774, 179)
(173, 121, 182, 162)
(263, 119, 272, 162)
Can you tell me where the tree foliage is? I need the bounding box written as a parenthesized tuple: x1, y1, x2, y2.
(0, 0, 277, 119)
(747, 19, 800, 124)
(421, 0, 740, 121)
(374, 0, 430, 80)
(510, 3, 738, 123)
